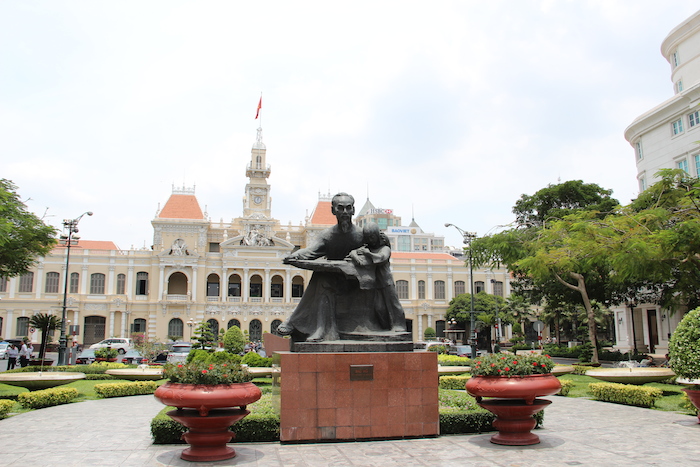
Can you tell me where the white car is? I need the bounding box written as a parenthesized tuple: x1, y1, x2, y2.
(89, 338, 134, 354)
(167, 342, 193, 363)
(0, 343, 8, 359)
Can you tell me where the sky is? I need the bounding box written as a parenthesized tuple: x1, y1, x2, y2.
(2, 1, 700, 250)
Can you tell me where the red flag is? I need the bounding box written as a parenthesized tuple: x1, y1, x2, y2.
(255, 97, 262, 119)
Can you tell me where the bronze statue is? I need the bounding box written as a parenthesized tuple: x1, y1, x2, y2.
(277, 193, 407, 343)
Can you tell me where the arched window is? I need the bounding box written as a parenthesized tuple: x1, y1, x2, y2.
(19, 272, 33, 293)
(131, 318, 146, 333)
(16, 317, 29, 336)
(271, 275, 283, 298)
(454, 280, 465, 296)
(492, 280, 504, 297)
(249, 319, 262, 341)
(136, 272, 149, 295)
(168, 318, 184, 339)
(167, 272, 188, 295)
(207, 319, 220, 337)
(116, 274, 126, 295)
(271, 319, 283, 336)
(207, 273, 220, 297)
(396, 280, 409, 300)
(228, 274, 241, 297)
(45, 272, 60, 293)
(249, 274, 262, 298)
(90, 273, 105, 294)
(418, 280, 426, 299)
(292, 276, 304, 297)
(474, 281, 485, 294)
(256, 155, 262, 169)
(70, 272, 79, 293)
(228, 319, 241, 329)
(434, 280, 446, 300)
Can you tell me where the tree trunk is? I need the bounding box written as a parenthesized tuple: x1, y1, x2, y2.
(553, 271, 599, 363)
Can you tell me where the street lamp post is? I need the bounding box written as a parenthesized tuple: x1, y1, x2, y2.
(445, 223, 478, 359)
(58, 212, 93, 366)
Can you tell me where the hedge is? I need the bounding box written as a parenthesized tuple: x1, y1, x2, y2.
(588, 382, 663, 408)
(17, 387, 79, 409)
(439, 375, 470, 390)
(0, 400, 14, 419)
(94, 381, 159, 398)
(556, 379, 574, 396)
(437, 354, 471, 366)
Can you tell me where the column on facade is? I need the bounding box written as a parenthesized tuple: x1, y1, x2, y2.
(81, 264, 89, 294)
(417, 312, 423, 341)
(120, 311, 127, 338)
(5, 310, 13, 338)
(410, 267, 417, 300)
(427, 271, 434, 300)
(264, 268, 270, 302)
(222, 266, 228, 301)
(8, 277, 16, 299)
(242, 268, 250, 302)
(191, 266, 198, 302)
(107, 266, 116, 295)
(127, 266, 135, 300)
(446, 269, 453, 302)
(35, 263, 44, 300)
(157, 266, 164, 300)
(284, 269, 291, 303)
(72, 309, 80, 340)
(109, 311, 115, 339)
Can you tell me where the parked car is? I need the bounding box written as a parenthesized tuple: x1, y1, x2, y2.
(0, 342, 9, 359)
(167, 342, 192, 363)
(76, 349, 97, 364)
(89, 338, 133, 354)
(448, 345, 488, 357)
(414, 341, 451, 351)
(120, 349, 147, 365)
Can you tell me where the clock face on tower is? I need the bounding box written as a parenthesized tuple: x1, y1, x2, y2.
(254, 196, 262, 204)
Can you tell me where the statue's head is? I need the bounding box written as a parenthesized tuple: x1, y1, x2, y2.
(363, 222, 381, 247)
(331, 192, 355, 221)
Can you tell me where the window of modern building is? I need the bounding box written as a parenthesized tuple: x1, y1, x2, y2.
(0, 277, 7, 293)
(131, 318, 146, 333)
(475, 281, 485, 293)
(206, 274, 220, 297)
(168, 318, 183, 339)
(19, 272, 34, 293)
(418, 280, 425, 299)
(675, 80, 684, 93)
(396, 280, 409, 299)
(434, 280, 445, 300)
(673, 118, 684, 135)
(136, 272, 148, 295)
(690, 111, 700, 128)
(639, 176, 647, 192)
(672, 50, 680, 68)
(635, 141, 643, 160)
(454, 280, 465, 296)
(397, 236, 411, 252)
(228, 274, 242, 297)
(695, 155, 700, 177)
(17, 317, 29, 336)
(249, 319, 262, 341)
(207, 319, 219, 336)
(228, 319, 241, 329)
(377, 218, 388, 230)
(492, 280, 504, 297)
(678, 159, 689, 174)
(70, 272, 79, 293)
(116, 274, 126, 295)
(90, 273, 106, 294)
(45, 272, 60, 293)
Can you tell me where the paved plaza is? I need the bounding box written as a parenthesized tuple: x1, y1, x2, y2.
(0, 392, 698, 466)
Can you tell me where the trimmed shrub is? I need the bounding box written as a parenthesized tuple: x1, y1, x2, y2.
(428, 345, 447, 354)
(437, 354, 471, 366)
(207, 351, 243, 365)
(0, 400, 14, 419)
(17, 387, 79, 409)
(94, 381, 159, 398)
(440, 409, 495, 434)
(556, 379, 574, 396)
(439, 375, 470, 390)
(223, 325, 246, 355)
(242, 351, 273, 367)
(424, 327, 436, 339)
(588, 382, 662, 408)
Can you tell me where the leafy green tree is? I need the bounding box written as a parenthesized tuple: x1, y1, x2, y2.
(134, 338, 168, 363)
(223, 325, 246, 354)
(423, 327, 436, 340)
(0, 179, 57, 278)
(28, 313, 62, 360)
(191, 322, 217, 351)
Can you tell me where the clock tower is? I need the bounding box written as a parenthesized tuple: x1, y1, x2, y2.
(243, 126, 272, 219)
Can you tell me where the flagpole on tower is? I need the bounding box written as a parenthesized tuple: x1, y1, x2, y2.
(255, 93, 262, 127)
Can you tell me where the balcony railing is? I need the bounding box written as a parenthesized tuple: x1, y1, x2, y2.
(166, 294, 188, 301)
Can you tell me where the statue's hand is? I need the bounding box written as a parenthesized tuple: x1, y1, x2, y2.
(283, 255, 298, 264)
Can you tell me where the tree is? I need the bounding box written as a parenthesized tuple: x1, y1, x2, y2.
(191, 322, 217, 351)
(445, 292, 511, 350)
(223, 325, 246, 354)
(28, 313, 62, 361)
(423, 327, 436, 340)
(0, 179, 57, 278)
(134, 337, 168, 363)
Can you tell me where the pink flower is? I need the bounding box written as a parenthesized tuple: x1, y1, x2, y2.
(512, 361, 518, 365)
(202, 370, 208, 374)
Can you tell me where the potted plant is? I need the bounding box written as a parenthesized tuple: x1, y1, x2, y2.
(94, 347, 118, 362)
(154, 359, 261, 462)
(466, 352, 561, 445)
(669, 307, 700, 422)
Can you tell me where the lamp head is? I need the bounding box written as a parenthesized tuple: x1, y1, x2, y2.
(87, 212, 93, 216)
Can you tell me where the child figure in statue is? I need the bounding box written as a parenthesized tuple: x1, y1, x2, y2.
(348, 222, 407, 332)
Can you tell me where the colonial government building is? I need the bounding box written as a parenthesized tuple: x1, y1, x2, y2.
(0, 128, 510, 347)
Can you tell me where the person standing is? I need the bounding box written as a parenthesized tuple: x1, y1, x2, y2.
(19, 340, 31, 367)
(7, 344, 19, 370)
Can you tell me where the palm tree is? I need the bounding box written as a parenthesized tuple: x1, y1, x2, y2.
(28, 313, 62, 361)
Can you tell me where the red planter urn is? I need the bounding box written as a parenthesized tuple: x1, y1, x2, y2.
(683, 388, 700, 423)
(466, 374, 561, 445)
(154, 382, 262, 461)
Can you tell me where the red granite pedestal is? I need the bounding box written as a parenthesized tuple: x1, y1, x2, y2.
(279, 351, 439, 442)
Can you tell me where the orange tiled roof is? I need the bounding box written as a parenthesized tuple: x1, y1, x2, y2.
(54, 240, 120, 251)
(309, 201, 336, 225)
(158, 194, 204, 220)
(392, 252, 460, 261)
